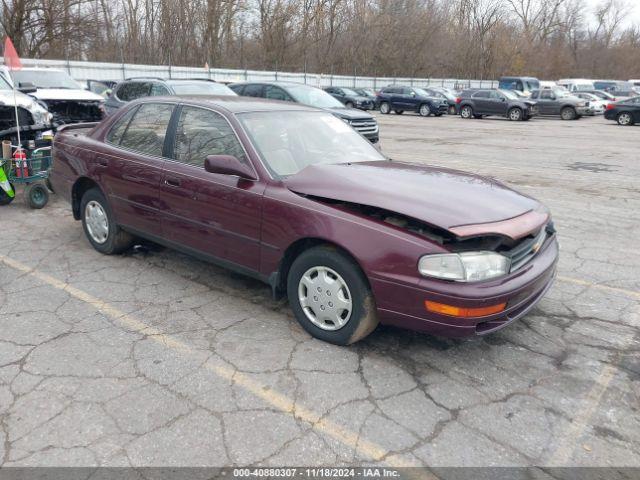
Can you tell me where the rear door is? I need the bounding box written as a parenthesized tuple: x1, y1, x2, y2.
(471, 90, 491, 113)
(100, 102, 175, 236)
(159, 104, 265, 270)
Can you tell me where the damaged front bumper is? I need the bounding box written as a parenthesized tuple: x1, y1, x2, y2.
(369, 234, 559, 337)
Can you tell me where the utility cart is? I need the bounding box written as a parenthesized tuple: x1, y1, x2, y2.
(0, 145, 52, 209)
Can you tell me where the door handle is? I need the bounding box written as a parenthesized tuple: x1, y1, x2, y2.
(165, 177, 181, 187)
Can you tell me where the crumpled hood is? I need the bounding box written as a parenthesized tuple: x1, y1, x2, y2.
(0, 89, 40, 110)
(30, 88, 104, 102)
(285, 161, 547, 239)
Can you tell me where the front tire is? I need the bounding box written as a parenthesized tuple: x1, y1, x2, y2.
(561, 107, 577, 120)
(81, 187, 134, 254)
(508, 107, 523, 121)
(379, 102, 391, 114)
(287, 246, 378, 345)
(460, 105, 473, 119)
(617, 112, 634, 126)
(419, 104, 431, 117)
(345, 101, 354, 109)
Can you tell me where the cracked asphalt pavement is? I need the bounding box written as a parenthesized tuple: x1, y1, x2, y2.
(0, 113, 638, 468)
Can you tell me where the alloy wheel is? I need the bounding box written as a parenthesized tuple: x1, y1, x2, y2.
(618, 113, 632, 126)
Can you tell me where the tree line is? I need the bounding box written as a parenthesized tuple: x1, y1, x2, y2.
(1, 0, 639, 80)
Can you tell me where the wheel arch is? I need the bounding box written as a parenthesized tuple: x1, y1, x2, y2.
(273, 237, 368, 299)
(71, 177, 102, 220)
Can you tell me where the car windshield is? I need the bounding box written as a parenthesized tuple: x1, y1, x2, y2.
(414, 88, 431, 96)
(524, 79, 540, 90)
(286, 85, 344, 108)
(239, 111, 385, 177)
(341, 88, 358, 96)
(11, 70, 82, 89)
(169, 81, 236, 96)
(500, 89, 519, 99)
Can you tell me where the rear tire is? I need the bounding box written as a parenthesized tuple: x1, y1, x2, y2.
(460, 105, 473, 119)
(379, 102, 391, 114)
(287, 246, 378, 345)
(561, 107, 577, 120)
(617, 112, 634, 126)
(80, 187, 134, 255)
(24, 183, 49, 209)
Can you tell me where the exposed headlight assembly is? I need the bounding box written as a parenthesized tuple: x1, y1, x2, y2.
(418, 252, 510, 282)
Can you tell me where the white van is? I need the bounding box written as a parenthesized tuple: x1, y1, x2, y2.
(557, 79, 594, 92)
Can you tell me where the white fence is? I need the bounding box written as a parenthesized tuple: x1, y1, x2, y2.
(15, 57, 498, 90)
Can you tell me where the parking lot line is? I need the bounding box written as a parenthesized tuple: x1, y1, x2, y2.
(550, 276, 638, 465)
(0, 253, 419, 467)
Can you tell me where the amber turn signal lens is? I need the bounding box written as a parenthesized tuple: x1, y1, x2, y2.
(424, 300, 506, 318)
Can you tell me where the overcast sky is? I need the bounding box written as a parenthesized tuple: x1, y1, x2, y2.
(583, 0, 640, 26)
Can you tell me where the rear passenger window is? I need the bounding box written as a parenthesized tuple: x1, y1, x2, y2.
(243, 84, 264, 97)
(106, 107, 138, 145)
(120, 103, 174, 156)
(174, 106, 248, 167)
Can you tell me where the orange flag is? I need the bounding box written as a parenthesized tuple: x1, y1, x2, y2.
(3, 37, 22, 70)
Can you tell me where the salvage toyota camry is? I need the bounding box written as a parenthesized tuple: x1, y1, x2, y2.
(51, 96, 558, 345)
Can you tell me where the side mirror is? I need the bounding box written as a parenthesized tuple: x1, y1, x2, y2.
(204, 154, 256, 180)
(18, 82, 37, 94)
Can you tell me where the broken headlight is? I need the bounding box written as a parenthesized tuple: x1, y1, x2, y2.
(418, 252, 510, 282)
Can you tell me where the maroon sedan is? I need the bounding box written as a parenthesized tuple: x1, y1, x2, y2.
(50, 96, 558, 345)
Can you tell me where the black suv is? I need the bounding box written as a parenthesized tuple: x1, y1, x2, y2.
(324, 86, 374, 110)
(104, 78, 236, 115)
(377, 86, 448, 116)
(229, 82, 379, 143)
(458, 89, 538, 121)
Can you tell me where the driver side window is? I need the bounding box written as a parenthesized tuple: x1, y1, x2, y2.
(174, 106, 248, 167)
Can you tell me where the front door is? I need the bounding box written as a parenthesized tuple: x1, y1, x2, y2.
(159, 104, 265, 271)
(99, 102, 175, 236)
(538, 90, 558, 114)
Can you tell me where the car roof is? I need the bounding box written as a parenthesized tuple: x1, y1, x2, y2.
(131, 95, 319, 113)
